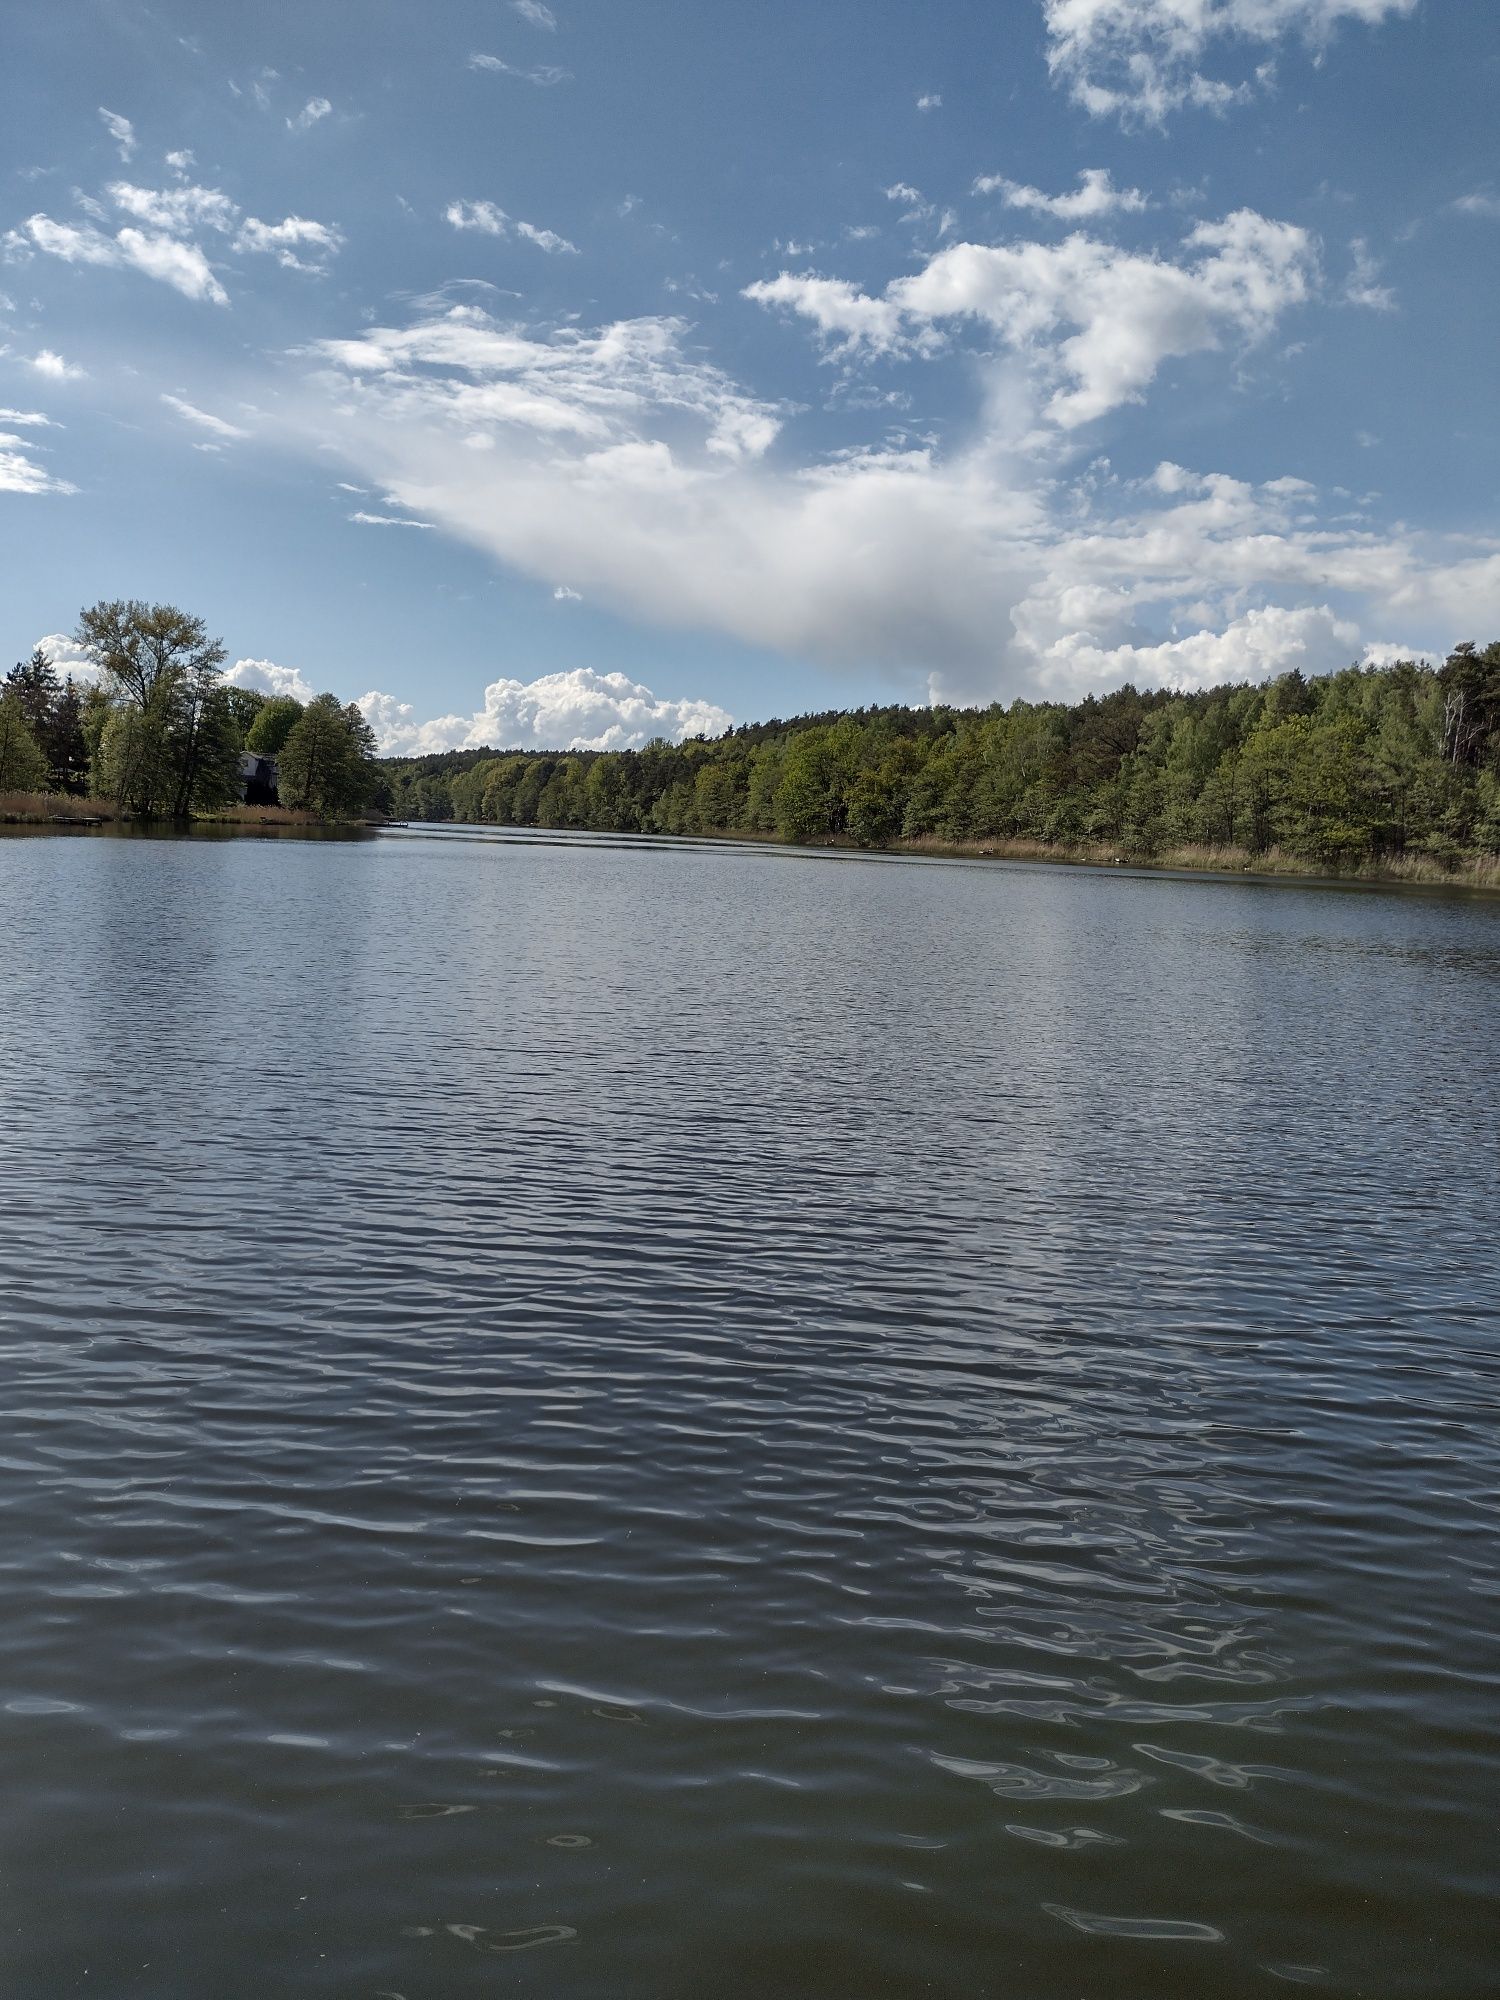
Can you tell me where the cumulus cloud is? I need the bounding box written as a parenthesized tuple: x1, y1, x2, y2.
(10, 181, 342, 300)
(114, 226, 227, 302)
(30, 350, 87, 383)
(741, 273, 914, 358)
(467, 53, 571, 84)
(30, 633, 99, 679)
(0, 434, 74, 495)
(235, 214, 344, 270)
(512, 0, 558, 27)
(278, 288, 1498, 705)
(12, 211, 228, 303)
(358, 667, 731, 755)
(287, 97, 332, 132)
(108, 181, 237, 233)
(751, 209, 1317, 428)
(447, 199, 509, 235)
(553, 584, 582, 601)
(1026, 602, 1366, 700)
(1044, 0, 1418, 123)
(225, 658, 318, 701)
(99, 108, 136, 161)
(917, 92, 942, 110)
(973, 167, 1148, 219)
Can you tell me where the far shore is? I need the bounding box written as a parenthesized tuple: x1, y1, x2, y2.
(10, 791, 1500, 893)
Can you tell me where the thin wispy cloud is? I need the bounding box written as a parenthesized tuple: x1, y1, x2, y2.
(511, 0, 558, 29)
(160, 393, 251, 441)
(973, 168, 1148, 220)
(1343, 237, 1395, 311)
(287, 97, 332, 132)
(98, 108, 136, 161)
(467, 53, 571, 85)
(516, 221, 577, 254)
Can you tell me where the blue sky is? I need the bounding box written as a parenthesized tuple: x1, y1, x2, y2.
(2, 0, 1497, 750)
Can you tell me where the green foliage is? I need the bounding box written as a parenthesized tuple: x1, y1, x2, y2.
(277, 693, 378, 818)
(0, 689, 50, 793)
(75, 600, 240, 816)
(379, 644, 1500, 874)
(245, 696, 305, 757)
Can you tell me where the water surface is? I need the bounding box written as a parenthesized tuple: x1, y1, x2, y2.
(2, 829, 1497, 1997)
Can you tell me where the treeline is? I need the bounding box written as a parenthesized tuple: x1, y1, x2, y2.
(383, 645, 1500, 869)
(1, 602, 378, 818)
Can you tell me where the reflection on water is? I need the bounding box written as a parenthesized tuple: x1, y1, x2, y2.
(2, 829, 1498, 1999)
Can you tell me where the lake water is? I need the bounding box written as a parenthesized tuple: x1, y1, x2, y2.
(3, 826, 1498, 1999)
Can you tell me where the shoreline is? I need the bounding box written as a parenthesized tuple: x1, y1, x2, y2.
(880, 833, 1500, 893)
(9, 799, 1500, 894)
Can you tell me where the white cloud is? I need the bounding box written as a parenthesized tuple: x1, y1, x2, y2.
(1453, 191, 1500, 219)
(467, 53, 571, 84)
(917, 92, 942, 110)
(349, 510, 436, 528)
(161, 392, 251, 441)
(0, 407, 54, 425)
(14, 211, 228, 303)
(974, 167, 1148, 220)
(1343, 236, 1395, 310)
(225, 658, 318, 701)
(512, 0, 558, 27)
(553, 584, 582, 600)
(164, 149, 196, 175)
(115, 227, 227, 303)
(108, 181, 237, 233)
(516, 220, 578, 254)
(99, 108, 136, 161)
(742, 273, 914, 357)
(1044, 0, 1418, 124)
(447, 199, 509, 235)
(1027, 602, 1365, 699)
(287, 97, 332, 132)
(358, 667, 731, 755)
(30, 349, 86, 381)
(31, 633, 99, 679)
(235, 215, 344, 269)
(280, 289, 1499, 706)
(0, 436, 74, 495)
(751, 210, 1316, 428)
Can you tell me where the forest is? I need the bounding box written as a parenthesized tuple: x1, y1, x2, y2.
(6, 614, 1500, 876)
(382, 645, 1500, 876)
(0, 601, 378, 821)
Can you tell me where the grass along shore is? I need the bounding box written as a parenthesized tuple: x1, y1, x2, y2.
(884, 832, 1500, 891)
(0, 791, 335, 828)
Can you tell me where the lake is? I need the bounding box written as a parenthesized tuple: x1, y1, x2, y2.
(2, 825, 1498, 1999)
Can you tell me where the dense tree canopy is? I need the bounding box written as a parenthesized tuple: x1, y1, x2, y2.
(0, 689, 50, 794)
(3, 649, 89, 793)
(277, 694, 378, 818)
(74, 600, 242, 816)
(245, 695, 305, 757)
(381, 646, 1500, 871)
